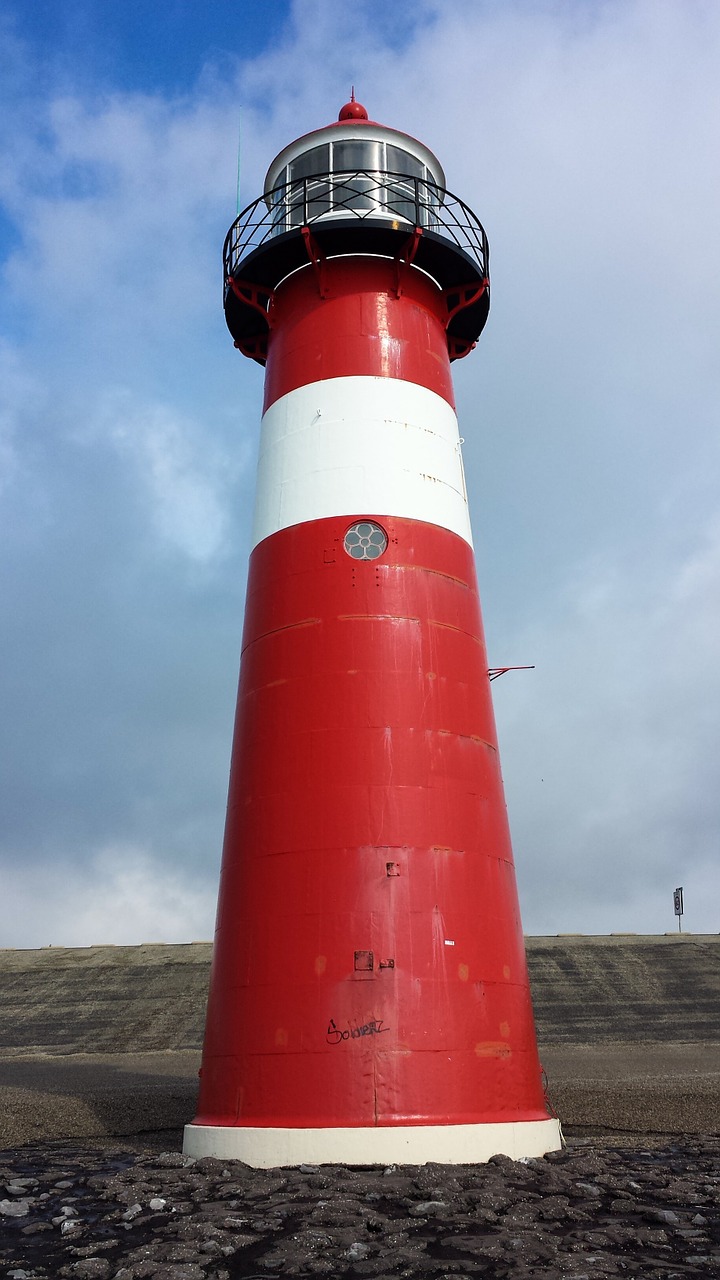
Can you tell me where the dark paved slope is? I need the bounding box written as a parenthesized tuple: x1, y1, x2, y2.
(526, 934, 720, 1044)
(1, 936, 717, 1143)
(0, 943, 211, 1056)
(1, 935, 718, 1055)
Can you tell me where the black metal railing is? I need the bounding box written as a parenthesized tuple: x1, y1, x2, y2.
(223, 170, 489, 282)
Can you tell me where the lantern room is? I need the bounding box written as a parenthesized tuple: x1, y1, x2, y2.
(223, 97, 491, 364)
(263, 97, 445, 233)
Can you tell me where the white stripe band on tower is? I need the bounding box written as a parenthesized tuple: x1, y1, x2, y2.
(252, 376, 473, 549)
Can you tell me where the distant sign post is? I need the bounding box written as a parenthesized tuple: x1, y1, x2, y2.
(673, 886, 684, 933)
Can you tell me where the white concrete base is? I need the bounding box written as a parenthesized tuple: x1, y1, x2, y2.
(183, 1118, 562, 1167)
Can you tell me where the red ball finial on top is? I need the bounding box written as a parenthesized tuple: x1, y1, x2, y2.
(338, 87, 368, 121)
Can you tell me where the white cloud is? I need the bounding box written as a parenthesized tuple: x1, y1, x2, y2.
(495, 515, 720, 935)
(0, 83, 241, 379)
(101, 391, 242, 564)
(0, 847, 217, 949)
(0, 341, 40, 495)
(1, 0, 719, 944)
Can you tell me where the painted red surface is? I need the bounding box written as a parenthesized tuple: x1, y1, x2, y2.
(194, 515, 547, 1129)
(193, 138, 549, 1138)
(262, 257, 456, 413)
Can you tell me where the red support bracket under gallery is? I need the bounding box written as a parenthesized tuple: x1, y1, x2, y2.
(444, 278, 489, 327)
(444, 278, 489, 359)
(234, 334, 268, 362)
(394, 227, 423, 298)
(226, 276, 274, 323)
(301, 225, 328, 298)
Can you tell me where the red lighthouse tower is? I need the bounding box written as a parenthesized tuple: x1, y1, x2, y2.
(184, 99, 561, 1165)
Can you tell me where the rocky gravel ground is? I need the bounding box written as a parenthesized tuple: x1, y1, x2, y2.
(1, 1134, 719, 1279)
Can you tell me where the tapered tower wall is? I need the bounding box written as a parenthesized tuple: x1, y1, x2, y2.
(185, 101, 561, 1165)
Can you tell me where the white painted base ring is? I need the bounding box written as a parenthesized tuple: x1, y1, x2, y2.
(183, 1118, 562, 1167)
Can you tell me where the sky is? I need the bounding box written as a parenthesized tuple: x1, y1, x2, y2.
(1, 0, 719, 947)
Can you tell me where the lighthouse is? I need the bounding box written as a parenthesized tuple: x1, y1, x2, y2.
(184, 97, 561, 1166)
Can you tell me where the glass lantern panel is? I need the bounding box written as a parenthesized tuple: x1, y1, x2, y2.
(332, 138, 382, 174)
(383, 176, 416, 224)
(290, 144, 330, 180)
(385, 144, 425, 180)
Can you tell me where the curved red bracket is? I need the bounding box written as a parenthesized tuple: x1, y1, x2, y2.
(447, 336, 476, 361)
(394, 227, 423, 297)
(234, 334, 268, 364)
(226, 277, 274, 324)
(444, 278, 489, 328)
(301, 226, 328, 298)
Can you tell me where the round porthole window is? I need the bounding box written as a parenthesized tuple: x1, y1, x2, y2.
(344, 520, 388, 561)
